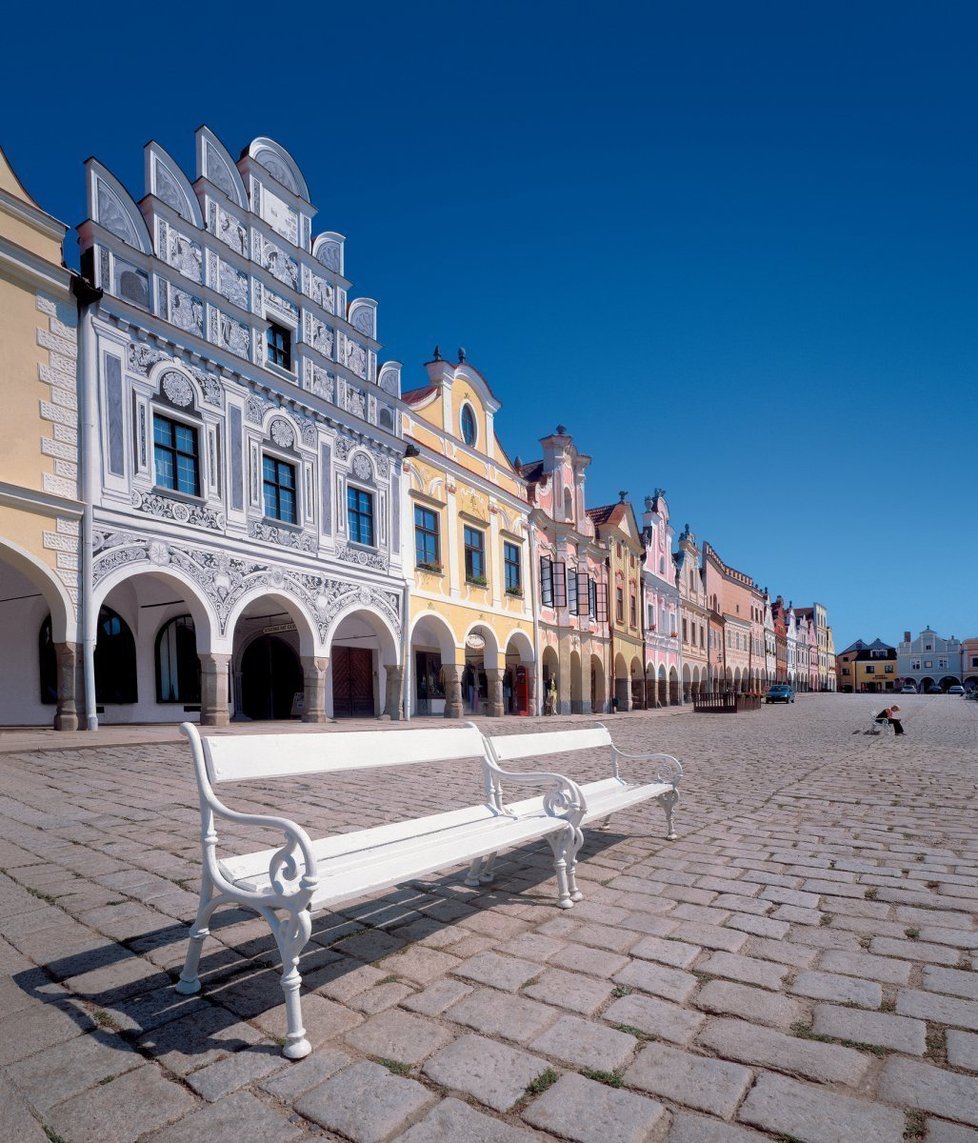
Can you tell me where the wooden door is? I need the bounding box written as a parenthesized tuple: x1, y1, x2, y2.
(332, 646, 374, 718)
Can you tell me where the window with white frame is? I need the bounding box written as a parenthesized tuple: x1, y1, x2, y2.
(154, 413, 200, 496)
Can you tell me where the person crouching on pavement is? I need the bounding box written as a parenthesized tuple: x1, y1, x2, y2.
(876, 704, 905, 735)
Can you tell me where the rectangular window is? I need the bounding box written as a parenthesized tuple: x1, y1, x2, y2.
(594, 580, 607, 623)
(552, 561, 567, 608)
(504, 541, 521, 594)
(154, 414, 200, 496)
(630, 593, 637, 627)
(414, 505, 439, 568)
(266, 322, 292, 371)
(865, 665, 875, 674)
(682, 618, 688, 643)
(540, 556, 554, 606)
(884, 665, 894, 673)
(567, 564, 578, 612)
(464, 526, 485, 582)
(700, 625, 705, 648)
(616, 587, 624, 623)
(347, 486, 374, 545)
(911, 659, 920, 670)
(577, 571, 590, 616)
(647, 603, 655, 629)
(842, 667, 850, 675)
(263, 455, 297, 523)
(924, 660, 932, 668)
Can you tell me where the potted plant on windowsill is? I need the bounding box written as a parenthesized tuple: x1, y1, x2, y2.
(466, 575, 488, 588)
(505, 586, 523, 597)
(417, 561, 442, 574)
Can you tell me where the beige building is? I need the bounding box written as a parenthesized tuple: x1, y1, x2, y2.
(587, 497, 645, 710)
(402, 355, 535, 717)
(0, 147, 82, 728)
(674, 525, 709, 701)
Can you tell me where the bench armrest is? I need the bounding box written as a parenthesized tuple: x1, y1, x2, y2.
(181, 723, 318, 906)
(610, 747, 683, 787)
(484, 758, 588, 823)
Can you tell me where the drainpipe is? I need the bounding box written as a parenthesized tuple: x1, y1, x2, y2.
(676, 588, 684, 704)
(528, 518, 542, 715)
(72, 275, 103, 731)
(400, 575, 411, 721)
(606, 554, 614, 714)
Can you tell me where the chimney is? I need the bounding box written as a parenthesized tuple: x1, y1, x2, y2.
(904, 631, 911, 643)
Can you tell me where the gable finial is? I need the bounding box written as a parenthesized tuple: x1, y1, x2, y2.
(556, 423, 567, 435)
(432, 345, 442, 361)
(618, 490, 628, 503)
(457, 346, 466, 364)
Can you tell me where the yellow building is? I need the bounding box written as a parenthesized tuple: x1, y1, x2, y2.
(402, 354, 535, 717)
(0, 147, 82, 728)
(587, 497, 645, 709)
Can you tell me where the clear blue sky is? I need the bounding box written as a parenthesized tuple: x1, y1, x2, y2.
(3, 1, 975, 650)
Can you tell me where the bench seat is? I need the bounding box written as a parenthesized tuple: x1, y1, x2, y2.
(221, 801, 573, 911)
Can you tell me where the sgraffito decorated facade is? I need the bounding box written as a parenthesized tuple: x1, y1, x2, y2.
(76, 129, 408, 725)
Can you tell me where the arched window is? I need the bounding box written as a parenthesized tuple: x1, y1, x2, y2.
(94, 606, 137, 704)
(38, 616, 57, 705)
(460, 403, 477, 447)
(156, 615, 201, 704)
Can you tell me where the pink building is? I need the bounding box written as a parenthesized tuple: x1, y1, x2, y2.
(702, 542, 753, 693)
(519, 427, 611, 714)
(641, 491, 681, 705)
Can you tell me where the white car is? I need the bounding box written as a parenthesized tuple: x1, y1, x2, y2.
(899, 685, 917, 694)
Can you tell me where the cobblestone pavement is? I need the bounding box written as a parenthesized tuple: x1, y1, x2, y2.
(1, 695, 976, 1143)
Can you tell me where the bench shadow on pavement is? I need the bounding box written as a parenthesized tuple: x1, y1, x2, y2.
(12, 829, 630, 1066)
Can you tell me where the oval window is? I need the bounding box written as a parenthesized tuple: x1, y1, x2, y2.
(460, 404, 477, 446)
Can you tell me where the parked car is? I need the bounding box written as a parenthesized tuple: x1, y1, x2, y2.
(765, 684, 795, 704)
(899, 685, 918, 694)
(925, 685, 943, 694)
(947, 685, 965, 695)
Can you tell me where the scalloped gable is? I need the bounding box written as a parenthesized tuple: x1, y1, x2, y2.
(313, 231, 345, 275)
(348, 298, 378, 340)
(86, 159, 153, 253)
(195, 126, 248, 208)
(245, 137, 309, 202)
(145, 141, 203, 227)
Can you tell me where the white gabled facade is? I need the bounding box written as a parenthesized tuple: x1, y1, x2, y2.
(77, 129, 408, 726)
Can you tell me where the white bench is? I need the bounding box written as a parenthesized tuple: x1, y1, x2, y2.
(475, 725, 682, 885)
(174, 723, 586, 1059)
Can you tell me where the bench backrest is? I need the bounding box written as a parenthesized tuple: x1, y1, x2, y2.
(486, 725, 613, 764)
(192, 724, 488, 785)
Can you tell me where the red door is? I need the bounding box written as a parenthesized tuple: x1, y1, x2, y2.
(332, 646, 375, 718)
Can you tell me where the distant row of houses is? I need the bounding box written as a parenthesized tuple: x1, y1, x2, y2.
(835, 630, 978, 693)
(0, 130, 835, 730)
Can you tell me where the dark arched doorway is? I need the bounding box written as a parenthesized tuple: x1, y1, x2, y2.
(240, 635, 302, 720)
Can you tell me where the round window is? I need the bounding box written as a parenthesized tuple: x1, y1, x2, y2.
(460, 404, 477, 446)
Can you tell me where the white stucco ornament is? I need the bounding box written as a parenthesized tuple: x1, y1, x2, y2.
(351, 452, 372, 481)
(161, 370, 194, 407)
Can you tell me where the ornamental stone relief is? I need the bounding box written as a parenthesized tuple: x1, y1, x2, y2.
(130, 489, 225, 531)
(96, 182, 139, 247)
(205, 151, 237, 200)
(167, 230, 203, 283)
(262, 238, 298, 290)
(212, 203, 248, 256)
(351, 306, 375, 337)
(219, 262, 249, 309)
(265, 287, 297, 323)
(249, 520, 317, 552)
(344, 337, 367, 378)
(154, 163, 186, 218)
(346, 387, 366, 418)
(335, 541, 390, 573)
(351, 452, 372, 481)
(309, 274, 334, 313)
(315, 240, 341, 272)
(160, 371, 194, 407)
(305, 362, 334, 401)
(171, 288, 204, 336)
(217, 311, 250, 358)
(269, 417, 295, 449)
(92, 530, 401, 640)
(245, 394, 273, 424)
(305, 314, 333, 359)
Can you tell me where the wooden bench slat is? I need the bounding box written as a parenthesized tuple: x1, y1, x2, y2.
(203, 725, 486, 783)
(488, 726, 613, 763)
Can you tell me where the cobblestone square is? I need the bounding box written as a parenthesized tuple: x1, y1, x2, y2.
(0, 694, 975, 1140)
